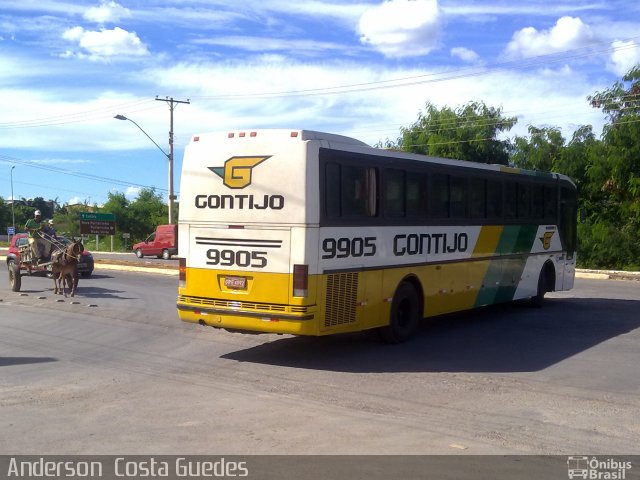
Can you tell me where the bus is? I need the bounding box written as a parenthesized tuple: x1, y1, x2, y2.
(177, 129, 577, 342)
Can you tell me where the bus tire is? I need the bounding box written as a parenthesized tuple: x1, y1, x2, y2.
(9, 262, 21, 292)
(530, 267, 548, 308)
(379, 282, 421, 343)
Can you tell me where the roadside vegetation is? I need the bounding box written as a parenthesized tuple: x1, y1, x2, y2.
(2, 67, 639, 267)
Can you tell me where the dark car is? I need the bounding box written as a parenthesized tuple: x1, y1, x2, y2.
(7, 233, 94, 278)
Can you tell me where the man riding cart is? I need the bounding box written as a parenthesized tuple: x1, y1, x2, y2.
(23, 210, 64, 265)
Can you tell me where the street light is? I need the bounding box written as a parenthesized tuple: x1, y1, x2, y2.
(10, 165, 15, 233)
(114, 114, 175, 224)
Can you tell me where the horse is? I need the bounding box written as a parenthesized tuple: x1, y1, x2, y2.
(51, 239, 84, 297)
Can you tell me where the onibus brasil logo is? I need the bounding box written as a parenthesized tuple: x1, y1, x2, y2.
(567, 456, 632, 479)
(208, 156, 271, 189)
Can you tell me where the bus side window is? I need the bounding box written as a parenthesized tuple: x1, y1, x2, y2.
(325, 162, 341, 218)
(430, 173, 449, 218)
(504, 181, 517, 220)
(469, 178, 486, 219)
(384, 168, 405, 217)
(342, 164, 377, 218)
(406, 172, 428, 217)
(487, 180, 503, 219)
(544, 185, 558, 222)
(532, 184, 545, 220)
(517, 183, 532, 220)
(450, 176, 468, 219)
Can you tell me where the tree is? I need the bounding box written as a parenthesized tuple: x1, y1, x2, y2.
(579, 65, 640, 269)
(101, 192, 132, 238)
(395, 101, 517, 164)
(128, 188, 168, 241)
(511, 126, 565, 172)
(588, 66, 640, 123)
(0, 197, 11, 231)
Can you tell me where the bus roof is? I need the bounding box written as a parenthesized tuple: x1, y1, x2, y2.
(190, 129, 369, 147)
(188, 128, 575, 187)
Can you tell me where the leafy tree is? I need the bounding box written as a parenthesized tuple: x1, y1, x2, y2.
(29, 197, 54, 220)
(395, 101, 517, 164)
(0, 197, 11, 232)
(128, 188, 168, 242)
(511, 126, 565, 172)
(588, 66, 640, 123)
(578, 65, 640, 269)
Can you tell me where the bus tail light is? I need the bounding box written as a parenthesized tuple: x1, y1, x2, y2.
(179, 258, 186, 288)
(293, 264, 308, 297)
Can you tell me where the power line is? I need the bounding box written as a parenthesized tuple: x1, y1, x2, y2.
(0, 154, 177, 197)
(191, 37, 640, 100)
(0, 98, 157, 129)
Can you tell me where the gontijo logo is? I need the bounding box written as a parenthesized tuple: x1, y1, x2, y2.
(539, 231, 555, 250)
(208, 156, 271, 189)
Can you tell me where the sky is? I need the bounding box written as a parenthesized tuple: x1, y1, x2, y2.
(1, 0, 639, 209)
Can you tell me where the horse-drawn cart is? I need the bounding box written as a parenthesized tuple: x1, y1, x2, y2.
(7, 242, 56, 292)
(8, 236, 83, 296)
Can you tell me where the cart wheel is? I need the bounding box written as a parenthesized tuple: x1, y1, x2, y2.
(9, 262, 21, 292)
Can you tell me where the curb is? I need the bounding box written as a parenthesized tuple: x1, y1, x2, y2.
(576, 269, 640, 281)
(94, 262, 177, 276)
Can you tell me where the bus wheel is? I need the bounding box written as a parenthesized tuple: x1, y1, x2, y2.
(9, 262, 21, 292)
(379, 282, 421, 343)
(530, 268, 548, 308)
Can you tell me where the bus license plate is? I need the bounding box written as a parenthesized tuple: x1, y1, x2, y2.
(224, 276, 247, 289)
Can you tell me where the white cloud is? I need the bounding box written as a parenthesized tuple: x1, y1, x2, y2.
(125, 186, 142, 198)
(505, 16, 594, 59)
(61, 26, 149, 60)
(450, 47, 480, 63)
(83, 1, 130, 24)
(607, 40, 640, 76)
(358, 0, 442, 58)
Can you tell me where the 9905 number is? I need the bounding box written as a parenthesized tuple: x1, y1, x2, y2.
(207, 249, 267, 268)
(322, 236, 377, 259)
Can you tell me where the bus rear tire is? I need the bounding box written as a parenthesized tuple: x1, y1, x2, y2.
(379, 282, 421, 343)
(530, 267, 548, 308)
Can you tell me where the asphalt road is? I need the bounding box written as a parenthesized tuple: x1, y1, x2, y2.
(0, 269, 639, 455)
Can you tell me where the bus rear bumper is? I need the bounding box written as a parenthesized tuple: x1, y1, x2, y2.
(176, 303, 318, 335)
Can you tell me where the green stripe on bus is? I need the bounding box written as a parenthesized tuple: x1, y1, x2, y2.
(474, 225, 538, 307)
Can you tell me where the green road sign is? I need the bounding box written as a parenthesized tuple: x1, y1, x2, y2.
(79, 211, 116, 235)
(79, 212, 116, 221)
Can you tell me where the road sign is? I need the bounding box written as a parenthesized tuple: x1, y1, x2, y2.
(7, 226, 15, 235)
(79, 212, 116, 235)
(79, 212, 115, 221)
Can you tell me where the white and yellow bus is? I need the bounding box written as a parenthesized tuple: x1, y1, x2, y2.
(177, 129, 577, 342)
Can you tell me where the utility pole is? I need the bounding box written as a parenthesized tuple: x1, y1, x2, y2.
(156, 96, 190, 224)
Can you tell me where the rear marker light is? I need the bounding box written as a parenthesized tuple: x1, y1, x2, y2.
(291, 131, 298, 137)
(239, 132, 246, 137)
(179, 258, 186, 288)
(293, 264, 308, 297)
(194, 136, 200, 142)
(228, 133, 234, 138)
(250, 132, 257, 137)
